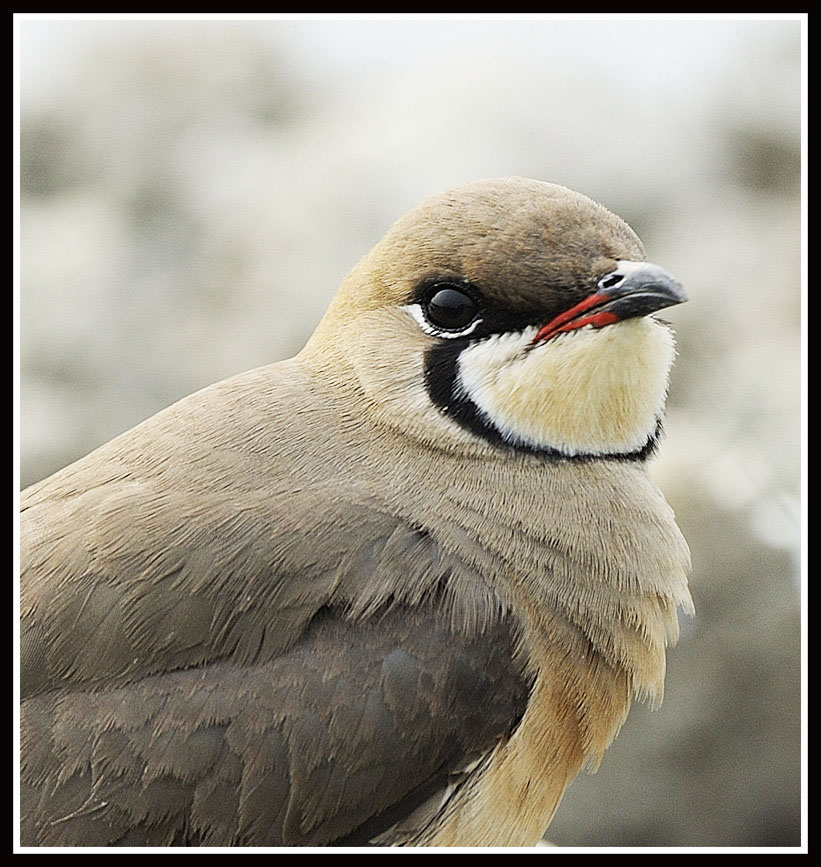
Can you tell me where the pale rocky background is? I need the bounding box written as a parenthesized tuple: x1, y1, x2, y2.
(17, 16, 804, 849)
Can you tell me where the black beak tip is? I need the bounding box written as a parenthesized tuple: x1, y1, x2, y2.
(598, 261, 687, 316)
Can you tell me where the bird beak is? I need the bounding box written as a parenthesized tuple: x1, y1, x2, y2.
(532, 261, 687, 345)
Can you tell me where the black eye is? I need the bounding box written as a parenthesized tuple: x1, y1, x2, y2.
(423, 285, 480, 332)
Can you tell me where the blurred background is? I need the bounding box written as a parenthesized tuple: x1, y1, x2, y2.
(16, 15, 804, 849)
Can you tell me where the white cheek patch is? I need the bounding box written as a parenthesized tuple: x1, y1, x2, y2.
(457, 319, 676, 457)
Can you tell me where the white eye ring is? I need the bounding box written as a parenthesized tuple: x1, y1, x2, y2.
(402, 303, 483, 339)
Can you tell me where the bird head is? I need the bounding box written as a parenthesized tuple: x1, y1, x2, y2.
(302, 177, 686, 460)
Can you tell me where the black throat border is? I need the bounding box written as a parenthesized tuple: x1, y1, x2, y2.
(423, 340, 661, 463)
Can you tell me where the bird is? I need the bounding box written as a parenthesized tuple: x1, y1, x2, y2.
(19, 177, 693, 847)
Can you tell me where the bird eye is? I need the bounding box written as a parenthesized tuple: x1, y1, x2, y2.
(423, 285, 481, 333)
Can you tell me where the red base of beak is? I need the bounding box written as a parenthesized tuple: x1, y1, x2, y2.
(532, 293, 619, 344)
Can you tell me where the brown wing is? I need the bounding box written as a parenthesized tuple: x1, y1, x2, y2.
(21, 601, 529, 846)
(19, 368, 530, 845)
